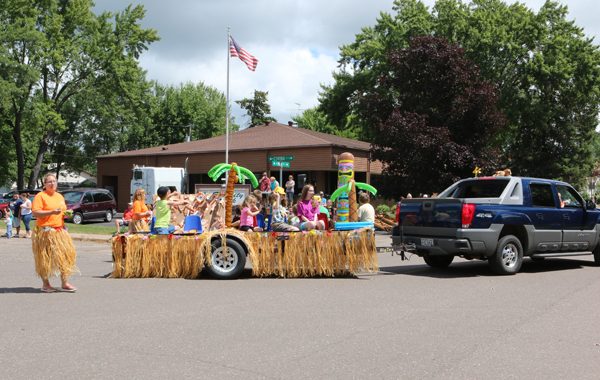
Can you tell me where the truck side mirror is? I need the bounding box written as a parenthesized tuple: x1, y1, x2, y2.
(585, 200, 596, 210)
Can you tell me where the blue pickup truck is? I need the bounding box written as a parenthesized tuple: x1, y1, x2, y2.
(392, 176, 600, 274)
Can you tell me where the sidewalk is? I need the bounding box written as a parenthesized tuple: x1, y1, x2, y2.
(70, 233, 112, 244)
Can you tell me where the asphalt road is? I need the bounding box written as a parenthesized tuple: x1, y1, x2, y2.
(1, 235, 600, 379)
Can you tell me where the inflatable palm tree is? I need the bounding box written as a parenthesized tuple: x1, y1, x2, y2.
(208, 163, 258, 227)
(330, 180, 377, 222)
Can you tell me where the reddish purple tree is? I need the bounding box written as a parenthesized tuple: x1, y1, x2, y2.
(363, 36, 506, 195)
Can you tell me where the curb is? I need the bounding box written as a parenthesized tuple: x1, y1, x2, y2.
(70, 233, 112, 244)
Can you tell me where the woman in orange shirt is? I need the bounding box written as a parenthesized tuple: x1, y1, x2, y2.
(31, 174, 77, 293)
(131, 188, 152, 232)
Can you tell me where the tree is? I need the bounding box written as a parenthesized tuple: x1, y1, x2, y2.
(364, 36, 506, 195)
(147, 82, 233, 146)
(320, 0, 600, 187)
(292, 107, 360, 139)
(0, 0, 158, 188)
(235, 90, 275, 128)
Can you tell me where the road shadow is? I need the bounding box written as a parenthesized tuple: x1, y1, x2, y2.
(0, 287, 43, 294)
(520, 258, 591, 273)
(196, 268, 364, 281)
(379, 257, 591, 278)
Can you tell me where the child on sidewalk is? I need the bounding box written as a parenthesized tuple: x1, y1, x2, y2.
(239, 195, 262, 232)
(153, 186, 189, 234)
(5, 208, 13, 238)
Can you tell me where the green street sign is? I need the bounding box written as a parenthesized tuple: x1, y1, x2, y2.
(269, 155, 294, 162)
(271, 161, 291, 168)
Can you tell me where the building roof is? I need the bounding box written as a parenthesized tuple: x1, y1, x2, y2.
(99, 122, 371, 158)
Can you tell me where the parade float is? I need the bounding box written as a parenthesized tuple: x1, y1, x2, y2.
(111, 155, 378, 280)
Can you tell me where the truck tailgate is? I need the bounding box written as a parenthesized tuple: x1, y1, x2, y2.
(399, 198, 463, 236)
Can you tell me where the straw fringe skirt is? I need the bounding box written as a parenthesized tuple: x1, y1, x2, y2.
(111, 229, 377, 279)
(112, 234, 209, 279)
(32, 227, 78, 279)
(245, 229, 378, 278)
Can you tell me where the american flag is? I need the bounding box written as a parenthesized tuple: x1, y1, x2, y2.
(229, 36, 259, 71)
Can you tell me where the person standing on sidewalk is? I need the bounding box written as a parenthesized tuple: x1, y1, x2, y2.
(285, 175, 295, 205)
(19, 191, 33, 238)
(9, 193, 22, 237)
(4, 207, 13, 238)
(31, 174, 77, 293)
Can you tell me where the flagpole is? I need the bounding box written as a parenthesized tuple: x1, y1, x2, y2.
(225, 27, 230, 165)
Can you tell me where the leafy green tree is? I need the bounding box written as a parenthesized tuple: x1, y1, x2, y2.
(0, 0, 158, 188)
(320, 0, 600, 187)
(364, 36, 505, 195)
(292, 107, 359, 139)
(148, 82, 233, 146)
(236, 90, 276, 128)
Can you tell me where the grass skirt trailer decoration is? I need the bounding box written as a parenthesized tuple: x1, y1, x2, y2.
(112, 232, 212, 279)
(111, 229, 378, 279)
(32, 227, 78, 279)
(110, 159, 377, 279)
(246, 229, 378, 278)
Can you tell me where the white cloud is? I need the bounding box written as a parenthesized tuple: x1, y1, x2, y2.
(97, 0, 600, 129)
(140, 44, 339, 126)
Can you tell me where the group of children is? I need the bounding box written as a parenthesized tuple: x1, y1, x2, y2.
(114, 186, 190, 234)
(235, 183, 375, 233)
(115, 182, 375, 235)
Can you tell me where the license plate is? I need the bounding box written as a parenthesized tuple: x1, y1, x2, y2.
(421, 238, 434, 247)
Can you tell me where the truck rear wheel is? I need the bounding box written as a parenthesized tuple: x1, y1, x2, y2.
(423, 255, 454, 268)
(206, 237, 246, 279)
(593, 245, 600, 266)
(490, 235, 523, 275)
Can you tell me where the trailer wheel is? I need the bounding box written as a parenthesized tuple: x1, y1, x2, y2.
(489, 235, 523, 275)
(423, 255, 454, 268)
(206, 237, 246, 279)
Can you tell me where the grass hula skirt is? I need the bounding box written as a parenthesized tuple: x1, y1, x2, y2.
(32, 226, 78, 279)
(245, 228, 378, 278)
(111, 229, 377, 279)
(112, 234, 210, 279)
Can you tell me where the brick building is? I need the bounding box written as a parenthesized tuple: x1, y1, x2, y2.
(97, 122, 383, 211)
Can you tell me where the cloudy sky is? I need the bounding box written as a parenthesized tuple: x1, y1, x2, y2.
(94, 0, 599, 128)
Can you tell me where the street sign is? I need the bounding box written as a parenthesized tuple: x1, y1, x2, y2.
(271, 161, 291, 168)
(269, 155, 294, 162)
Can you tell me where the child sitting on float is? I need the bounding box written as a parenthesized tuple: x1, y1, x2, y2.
(114, 202, 134, 234)
(297, 185, 325, 231)
(239, 194, 263, 232)
(152, 186, 190, 235)
(268, 190, 299, 232)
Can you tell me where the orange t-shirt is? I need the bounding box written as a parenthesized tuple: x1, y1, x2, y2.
(32, 191, 66, 228)
(132, 200, 149, 221)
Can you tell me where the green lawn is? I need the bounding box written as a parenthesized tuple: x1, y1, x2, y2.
(65, 223, 115, 235)
(0, 220, 115, 236)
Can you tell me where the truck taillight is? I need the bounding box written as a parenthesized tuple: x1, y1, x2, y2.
(461, 203, 476, 228)
(395, 202, 401, 223)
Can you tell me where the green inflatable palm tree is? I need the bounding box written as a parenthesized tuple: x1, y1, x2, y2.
(208, 163, 258, 227)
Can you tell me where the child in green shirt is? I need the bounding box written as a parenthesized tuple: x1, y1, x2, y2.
(153, 187, 189, 235)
